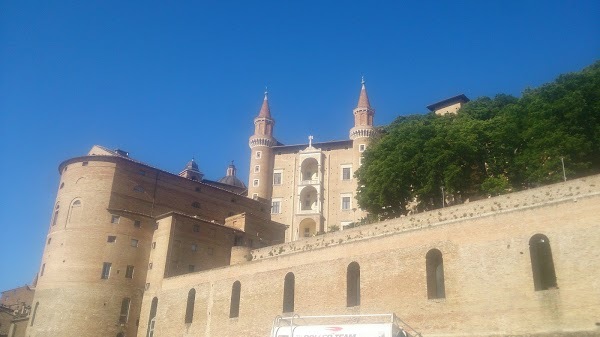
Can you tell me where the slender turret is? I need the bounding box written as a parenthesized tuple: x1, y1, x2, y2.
(349, 77, 375, 141)
(350, 77, 376, 173)
(248, 90, 276, 201)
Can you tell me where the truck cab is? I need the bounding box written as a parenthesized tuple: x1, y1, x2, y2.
(270, 313, 420, 337)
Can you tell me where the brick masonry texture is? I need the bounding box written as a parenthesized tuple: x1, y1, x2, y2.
(139, 175, 600, 337)
(26, 147, 600, 337)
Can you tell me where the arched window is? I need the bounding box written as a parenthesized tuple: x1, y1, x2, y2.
(426, 249, 446, 299)
(147, 297, 158, 337)
(283, 272, 295, 313)
(68, 199, 82, 225)
(347, 262, 360, 307)
(230, 281, 241, 318)
(185, 288, 195, 323)
(529, 234, 557, 291)
(30, 302, 39, 326)
(51, 204, 59, 226)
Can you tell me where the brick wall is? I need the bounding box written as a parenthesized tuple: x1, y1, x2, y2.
(138, 175, 600, 337)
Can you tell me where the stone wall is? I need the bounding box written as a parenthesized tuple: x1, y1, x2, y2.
(251, 175, 600, 260)
(138, 175, 600, 337)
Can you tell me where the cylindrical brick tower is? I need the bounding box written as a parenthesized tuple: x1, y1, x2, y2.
(27, 156, 154, 337)
(248, 91, 277, 202)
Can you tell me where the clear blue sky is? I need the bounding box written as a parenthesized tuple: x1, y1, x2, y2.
(0, 1, 598, 290)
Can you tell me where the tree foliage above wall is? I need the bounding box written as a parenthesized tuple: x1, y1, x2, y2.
(356, 61, 600, 219)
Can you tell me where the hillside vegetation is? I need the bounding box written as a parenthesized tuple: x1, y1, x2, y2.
(356, 61, 600, 219)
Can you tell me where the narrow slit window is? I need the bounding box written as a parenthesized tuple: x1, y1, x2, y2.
(185, 288, 195, 323)
(230, 281, 241, 318)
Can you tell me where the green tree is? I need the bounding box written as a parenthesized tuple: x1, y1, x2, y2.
(356, 61, 600, 219)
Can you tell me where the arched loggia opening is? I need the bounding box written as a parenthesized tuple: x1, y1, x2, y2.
(300, 158, 318, 181)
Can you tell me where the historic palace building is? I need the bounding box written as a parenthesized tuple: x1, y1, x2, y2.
(248, 80, 376, 241)
(24, 82, 600, 337)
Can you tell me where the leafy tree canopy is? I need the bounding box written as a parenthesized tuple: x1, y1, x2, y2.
(356, 61, 600, 219)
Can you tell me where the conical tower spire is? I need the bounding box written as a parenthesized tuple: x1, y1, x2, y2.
(251, 88, 275, 138)
(350, 76, 376, 140)
(248, 89, 277, 201)
(257, 90, 272, 118)
(357, 76, 371, 109)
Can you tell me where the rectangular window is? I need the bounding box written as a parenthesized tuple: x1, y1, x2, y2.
(254, 165, 260, 173)
(188, 265, 195, 272)
(193, 224, 200, 232)
(207, 247, 214, 255)
(119, 298, 131, 323)
(148, 262, 153, 270)
(304, 227, 310, 237)
(134, 220, 141, 228)
(191, 244, 198, 252)
(209, 228, 216, 238)
(359, 144, 366, 152)
(41, 263, 45, 276)
(107, 236, 117, 243)
(152, 242, 156, 249)
(101, 262, 112, 279)
(342, 166, 352, 180)
(145, 283, 150, 290)
(273, 170, 283, 185)
(253, 179, 259, 187)
(111, 215, 120, 224)
(82, 161, 88, 166)
(252, 193, 258, 200)
(341, 195, 352, 210)
(130, 239, 139, 247)
(125, 265, 134, 279)
(256, 151, 262, 159)
(271, 200, 281, 214)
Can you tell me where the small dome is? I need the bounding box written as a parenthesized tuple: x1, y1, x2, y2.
(218, 175, 247, 189)
(218, 162, 247, 189)
(184, 158, 200, 172)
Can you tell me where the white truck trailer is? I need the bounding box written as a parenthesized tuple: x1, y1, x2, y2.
(269, 313, 421, 337)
